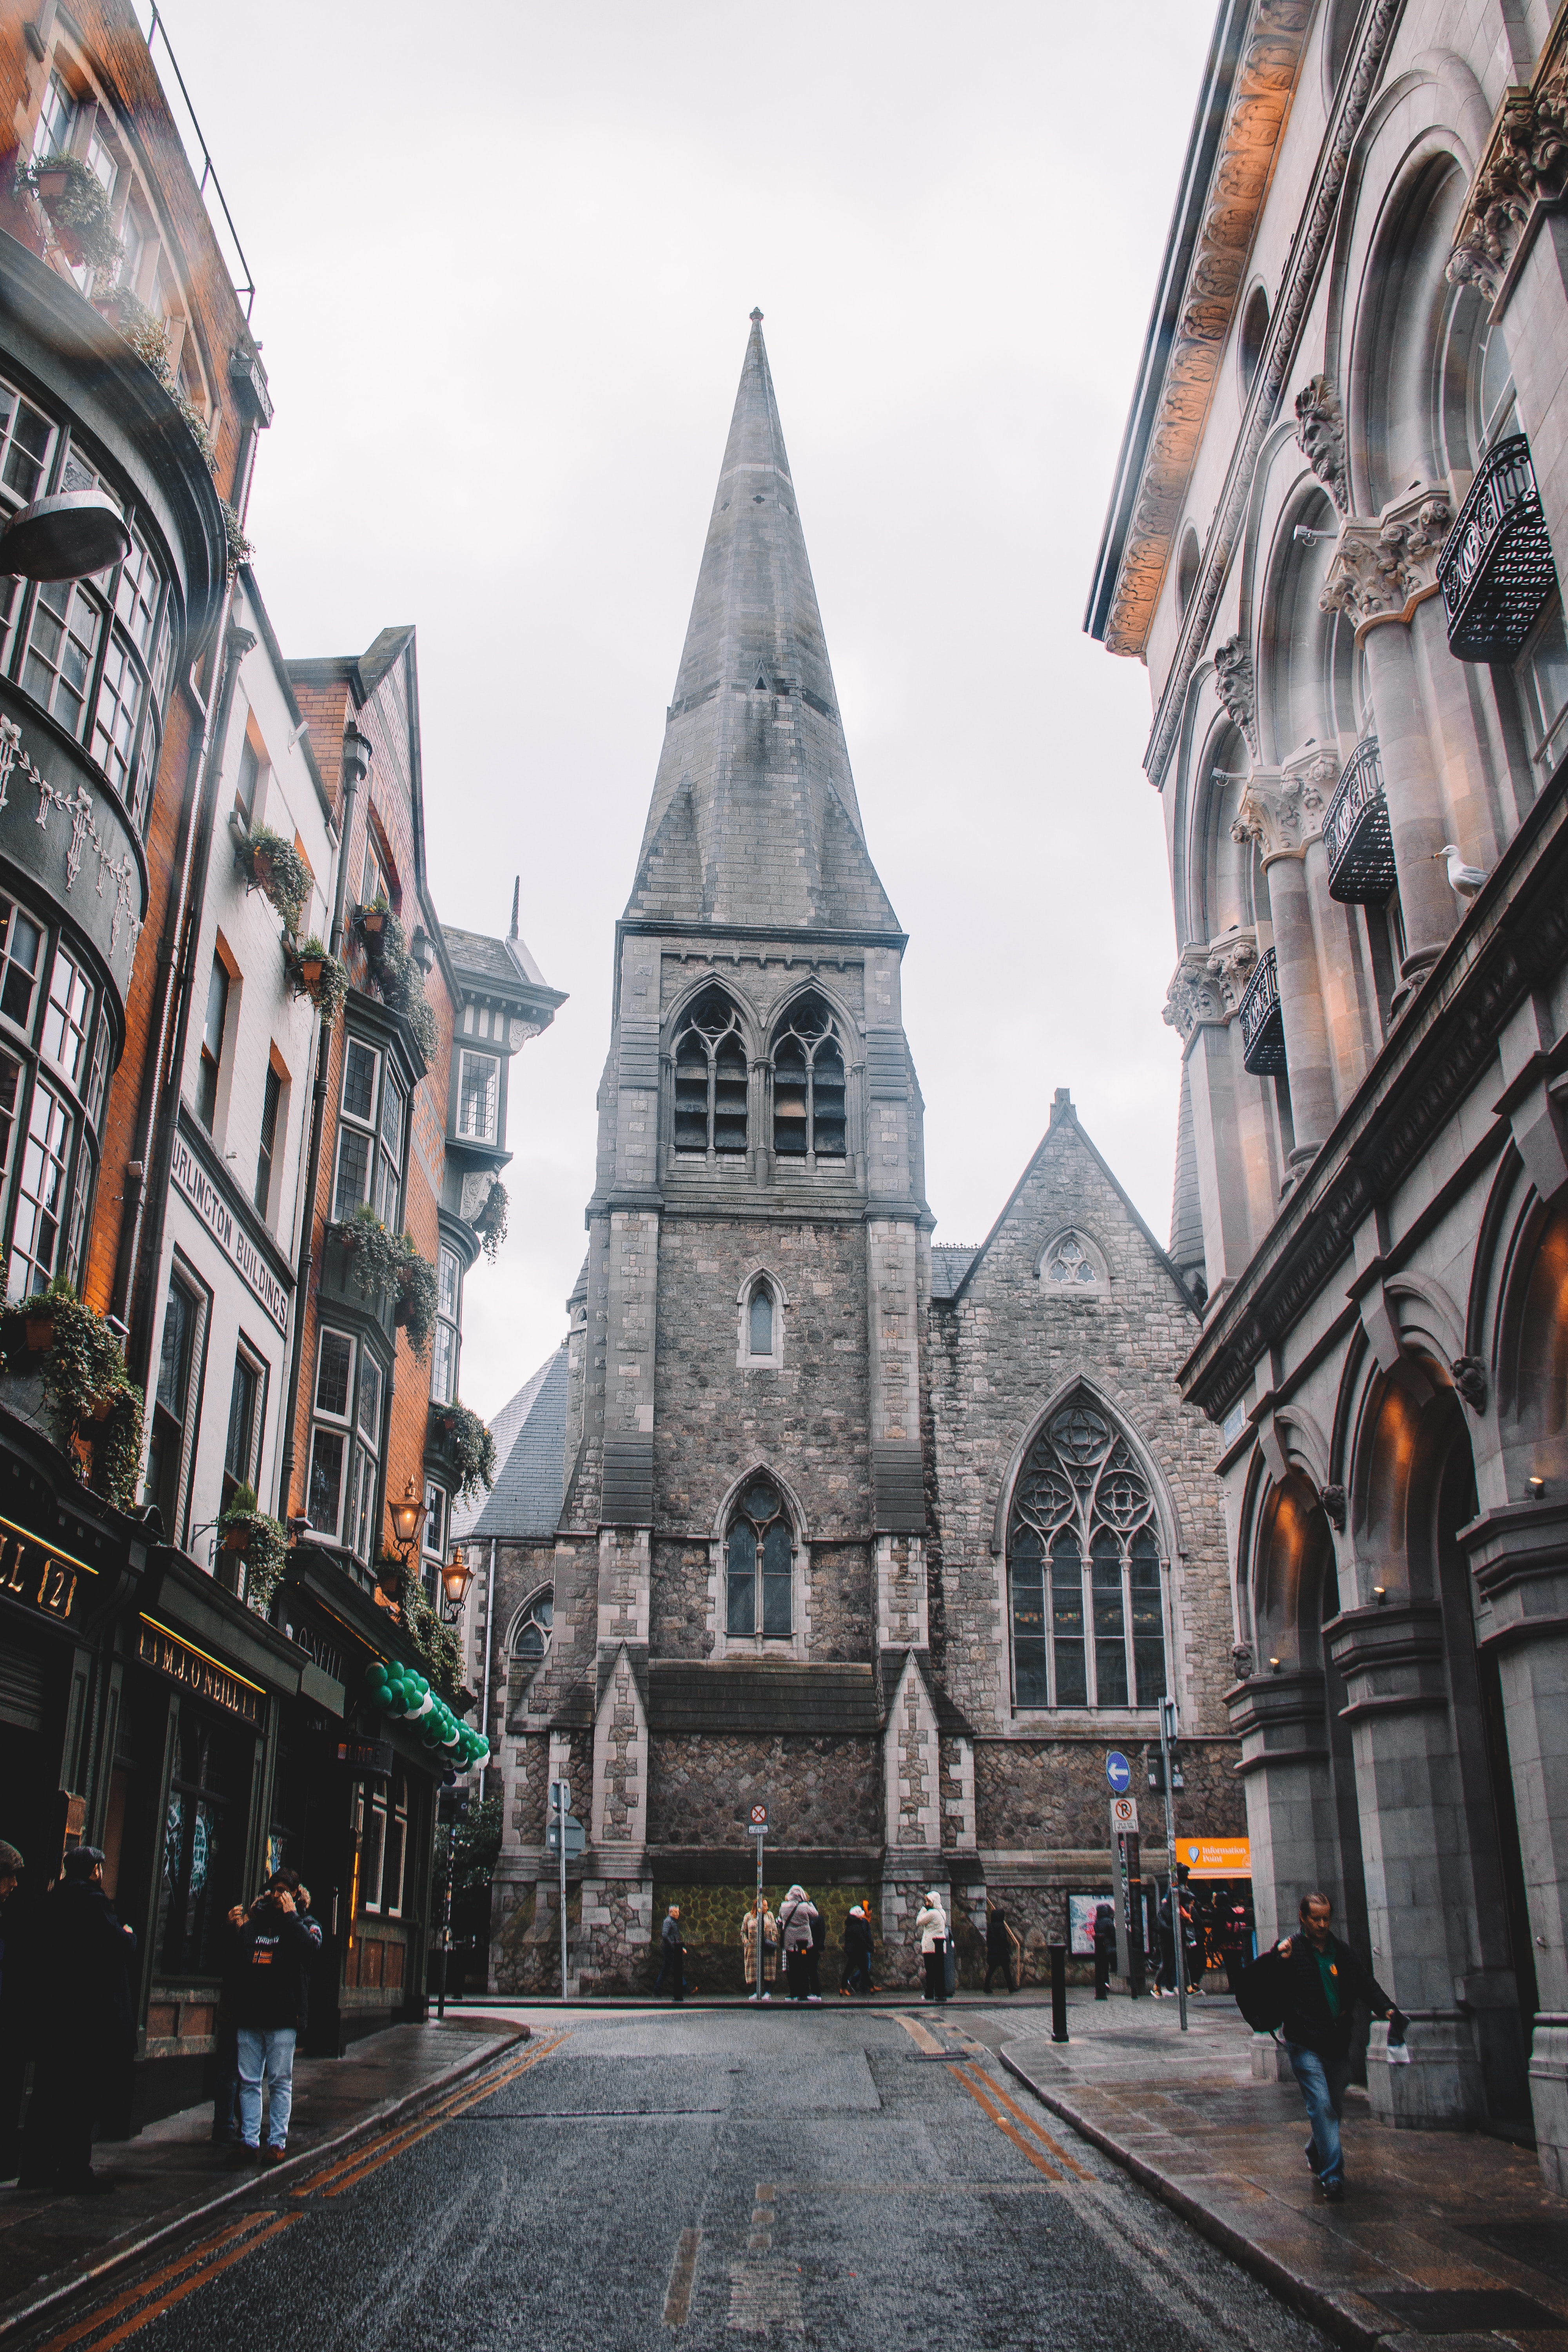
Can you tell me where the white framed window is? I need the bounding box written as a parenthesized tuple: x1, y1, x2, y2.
(7, 1075, 71, 1299)
(63, 1142, 91, 1289)
(85, 1017, 110, 1127)
(736, 1269, 786, 1368)
(430, 1246, 460, 1404)
(223, 1345, 263, 1515)
(376, 1067, 405, 1229)
(347, 1349, 383, 1565)
(142, 1265, 207, 1543)
(194, 954, 229, 1133)
(306, 1327, 356, 1541)
(1517, 591, 1568, 774)
(41, 944, 91, 1092)
(332, 1037, 381, 1221)
(31, 71, 75, 163)
(22, 577, 103, 742)
(0, 898, 45, 1037)
(457, 1051, 498, 1142)
(0, 378, 56, 516)
(361, 1769, 408, 1918)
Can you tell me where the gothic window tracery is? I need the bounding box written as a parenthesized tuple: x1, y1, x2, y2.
(1040, 1229, 1109, 1294)
(1006, 1395, 1167, 1712)
(771, 995, 845, 1160)
(673, 987, 748, 1157)
(507, 1589, 553, 1723)
(725, 1476, 792, 1639)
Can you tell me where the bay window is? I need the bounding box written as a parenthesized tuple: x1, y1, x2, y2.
(430, 1246, 461, 1404)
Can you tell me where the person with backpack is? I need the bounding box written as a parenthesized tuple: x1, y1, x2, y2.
(1236, 1891, 1408, 2202)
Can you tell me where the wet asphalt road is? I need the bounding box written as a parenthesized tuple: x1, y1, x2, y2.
(35, 2007, 1331, 2352)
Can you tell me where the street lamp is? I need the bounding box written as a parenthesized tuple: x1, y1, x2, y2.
(439, 1551, 475, 1624)
(388, 1478, 428, 1568)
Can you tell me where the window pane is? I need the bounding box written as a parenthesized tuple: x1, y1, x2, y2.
(1130, 1530, 1166, 1708)
(361, 1798, 385, 1915)
(91, 628, 145, 800)
(342, 1038, 378, 1125)
(42, 946, 91, 1087)
(314, 1329, 354, 1420)
(811, 1038, 846, 1156)
(0, 900, 42, 1033)
(350, 1440, 377, 1561)
(760, 1518, 791, 1635)
(0, 377, 54, 508)
(459, 1053, 498, 1142)
(114, 526, 162, 652)
(726, 1521, 756, 1636)
(382, 1813, 406, 1918)
(749, 1284, 773, 1356)
(307, 1427, 345, 1537)
(1010, 1530, 1048, 1708)
(85, 1016, 110, 1125)
(380, 1072, 406, 1161)
(156, 1281, 193, 1418)
(437, 1247, 459, 1319)
(430, 1319, 456, 1406)
(332, 1127, 370, 1221)
(22, 580, 102, 739)
(225, 1355, 258, 1488)
(1091, 1530, 1128, 1707)
(7, 1077, 71, 1298)
(1051, 1532, 1087, 1707)
(357, 1352, 382, 1443)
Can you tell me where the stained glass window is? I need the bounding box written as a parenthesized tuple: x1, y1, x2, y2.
(1006, 1392, 1166, 1710)
(726, 1477, 792, 1639)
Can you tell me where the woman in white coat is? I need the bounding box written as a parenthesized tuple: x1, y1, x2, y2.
(914, 1888, 949, 2004)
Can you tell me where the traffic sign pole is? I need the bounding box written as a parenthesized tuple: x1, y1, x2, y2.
(1158, 1696, 1188, 2033)
(1125, 1832, 1145, 1999)
(748, 1802, 769, 2000)
(556, 1780, 569, 2004)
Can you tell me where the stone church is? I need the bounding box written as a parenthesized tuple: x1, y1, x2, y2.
(459, 316, 1242, 1993)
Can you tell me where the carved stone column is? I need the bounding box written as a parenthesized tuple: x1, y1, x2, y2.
(1163, 931, 1272, 1290)
(1321, 486, 1459, 987)
(1462, 1499, 1568, 2192)
(1231, 760, 1336, 1165)
(1227, 1668, 1338, 1950)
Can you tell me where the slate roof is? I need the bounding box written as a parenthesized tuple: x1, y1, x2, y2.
(455, 1343, 569, 1541)
(443, 923, 551, 994)
(930, 1245, 979, 1300)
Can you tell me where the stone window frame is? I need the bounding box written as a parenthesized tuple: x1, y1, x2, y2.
(735, 1265, 789, 1370)
(706, 1463, 812, 1663)
(1037, 1227, 1111, 1299)
(505, 1583, 555, 1727)
(990, 1377, 1183, 1730)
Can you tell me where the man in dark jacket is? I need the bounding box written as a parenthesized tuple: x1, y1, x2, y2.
(653, 1905, 684, 2004)
(841, 1903, 874, 1996)
(18, 1847, 136, 2194)
(1093, 1901, 1118, 1999)
(232, 1871, 315, 2162)
(984, 1904, 1020, 1994)
(1249, 1892, 1406, 2200)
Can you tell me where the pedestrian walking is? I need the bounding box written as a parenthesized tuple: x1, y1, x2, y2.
(18, 1846, 136, 2195)
(1237, 1892, 1406, 2202)
(982, 1902, 1019, 1994)
(232, 1869, 315, 2163)
(915, 1888, 949, 2004)
(778, 1886, 819, 2003)
(1093, 1900, 1117, 1999)
(653, 1904, 686, 2003)
(841, 1902, 874, 1996)
(742, 1895, 777, 2000)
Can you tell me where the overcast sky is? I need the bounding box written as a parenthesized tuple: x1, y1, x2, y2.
(151, 1, 1213, 1420)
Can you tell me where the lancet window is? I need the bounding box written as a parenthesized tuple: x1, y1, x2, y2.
(1006, 1395, 1166, 1712)
(771, 996, 845, 1159)
(725, 1477, 792, 1639)
(506, 1590, 554, 1724)
(673, 988, 748, 1157)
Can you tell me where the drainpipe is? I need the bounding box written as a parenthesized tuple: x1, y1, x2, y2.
(274, 726, 371, 1519)
(477, 1534, 497, 1802)
(122, 610, 254, 1389)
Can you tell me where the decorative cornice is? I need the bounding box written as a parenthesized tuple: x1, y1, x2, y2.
(1162, 926, 1259, 1039)
(1319, 485, 1453, 639)
(1230, 752, 1336, 861)
(1179, 768, 1568, 1419)
(1135, 0, 1408, 783)
(1448, 0, 1568, 308)
(1098, 0, 1315, 657)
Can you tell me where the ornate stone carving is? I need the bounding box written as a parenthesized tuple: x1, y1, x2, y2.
(1448, 26, 1568, 307)
(1212, 635, 1258, 752)
(1098, 0, 1318, 659)
(1162, 929, 1260, 1037)
(1451, 1355, 1489, 1413)
(1230, 755, 1334, 860)
(1292, 375, 1350, 514)
(1230, 1641, 1256, 1680)
(1320, 487, 1453, 634)
(1319, 1484, 1347, 1532)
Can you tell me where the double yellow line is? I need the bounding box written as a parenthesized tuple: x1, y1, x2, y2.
(31, 2034, 567, 2352)
(948, 2059, 1091, 2183)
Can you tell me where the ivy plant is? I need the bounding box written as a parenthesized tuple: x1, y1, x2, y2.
(0, 1279, 145, 1512)
(282, 935, 349, 1024)
(335, 1207, 437, 1362)
(354, 902, 438, 1061)
(19, 155, 122, 273)
(236, 824, 311, 932)
(473, 1180, 508, 1265)
(218, 1481, 289, 1612)
(430, 1399, 497, 1504)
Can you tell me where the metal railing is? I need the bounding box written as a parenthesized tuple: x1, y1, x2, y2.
(1238, 946, 1286, 1076)
(1324, 737, 1398, 904)
(135, 1, 256, 320)
(1437, 434, 1555, 662)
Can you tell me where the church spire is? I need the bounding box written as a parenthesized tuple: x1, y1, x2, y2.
(626, 313, 899, 934)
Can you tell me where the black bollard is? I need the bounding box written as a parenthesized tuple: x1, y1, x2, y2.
(1050, 1941, 1069, 2043)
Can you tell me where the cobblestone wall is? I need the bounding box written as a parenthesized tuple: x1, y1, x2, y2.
(647, 1732, 881, 1847)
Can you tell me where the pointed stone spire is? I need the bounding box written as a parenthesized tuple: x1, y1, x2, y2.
(626, 313, 899, 933)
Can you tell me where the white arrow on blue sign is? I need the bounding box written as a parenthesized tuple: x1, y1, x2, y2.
(1106, 1751, 1132, 1795)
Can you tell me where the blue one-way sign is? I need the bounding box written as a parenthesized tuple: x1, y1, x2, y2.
(1106, 1751, 1131, 1794)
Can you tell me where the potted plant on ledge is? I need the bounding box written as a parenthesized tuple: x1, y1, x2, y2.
(0, 1279, 144, 1511)
(216, 1481, 289, 1612)
(18, 154, 122, 274)
(234, 823, 311, 933)
(429, 1399, 497, 1505)
(334, 1206, 438, 1361)
(282, 935, 349, 1024)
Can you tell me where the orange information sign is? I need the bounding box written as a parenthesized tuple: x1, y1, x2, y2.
(1177, 1837, 1250, 1878)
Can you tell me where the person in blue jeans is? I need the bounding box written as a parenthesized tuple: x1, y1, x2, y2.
(1271, 1893, 1406, 2201)
(232, 1871, 315, 2163)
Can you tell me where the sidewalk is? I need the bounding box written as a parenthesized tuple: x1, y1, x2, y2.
(999, 1993, 1568, 2349)
(0, 2015, 522, 2337)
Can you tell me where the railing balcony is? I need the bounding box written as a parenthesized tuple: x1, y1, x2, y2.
(1437, 434, 1557, 662)
(1324, 737, 1398, 905)
(1238, 946, 1286, 1076)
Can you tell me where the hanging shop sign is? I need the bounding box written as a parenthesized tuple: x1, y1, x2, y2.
(137, 1615, 263, 1724)
(0, 1510, 98, 1628)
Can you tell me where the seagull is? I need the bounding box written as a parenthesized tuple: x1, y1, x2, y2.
(1436, 844, 1489, 899)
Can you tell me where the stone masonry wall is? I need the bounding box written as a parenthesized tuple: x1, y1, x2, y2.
(648, 1732, 880, 1847)
(925, 1109, 1233, 1739)
(974, 1736, 1244, 1851)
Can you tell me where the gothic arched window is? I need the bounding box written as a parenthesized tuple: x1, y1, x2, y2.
(1006, 1396, 1166, 1711)
(1039, 1229, 1109, 1296)
(749, 1281, 773, 1356)
(673, 987, 748, 1157)
(771, 996, 846, 1160)
(506, 1589, 554, 1724)
(726, 1477, 792, 1638)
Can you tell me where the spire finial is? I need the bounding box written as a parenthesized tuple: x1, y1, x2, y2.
(509, 875, 520, 940)
(749, 307, 763, 325)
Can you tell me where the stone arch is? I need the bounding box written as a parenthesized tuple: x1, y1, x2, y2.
(1256, 471, 1356, 763)
(708, 1463, 811, 1659)
(735, 1264, 789, 1368)
(766, 986, 848, 1163)
(989, 1372, 1184, 1562)
(1178, 709, 1258, 946)
(664, 972, 761, 1058)
(710, 1458, 811, 1545)
(505, 1581, 555, 1725)
(1498, 1199, 1568, 1480)
(1035, 1226, 1110, 1297)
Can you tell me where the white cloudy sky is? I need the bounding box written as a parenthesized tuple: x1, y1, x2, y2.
(153, 1, 1212, 1419)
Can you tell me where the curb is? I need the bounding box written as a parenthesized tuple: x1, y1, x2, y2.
(997, 2047, 1385, 2352)
(0, 2026, 528, 2344)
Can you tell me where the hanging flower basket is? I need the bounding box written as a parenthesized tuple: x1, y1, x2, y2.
(430, 1400, 497, 1504)
(281, 935, 348, 1024)
(236, 825, 311, 932)
(0, 1282, 144, 1512)
(217, 1486, 289, 1609)
(355, 897, 391, 944)
(335, 1208, 437, 1362)
(19, 156, 122, 274)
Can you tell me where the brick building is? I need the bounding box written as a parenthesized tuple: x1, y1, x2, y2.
(465, 316, 1241, 1997)
(1087, 0, 1568, 2188)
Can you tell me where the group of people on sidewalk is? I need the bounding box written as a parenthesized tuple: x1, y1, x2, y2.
(0, 1837, 321, 2195)
(653, 1888, 964, 2005)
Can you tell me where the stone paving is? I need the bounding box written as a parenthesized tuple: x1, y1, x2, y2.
(996, 1992, 1568, 2348)
(0, 2016, 520, 2335)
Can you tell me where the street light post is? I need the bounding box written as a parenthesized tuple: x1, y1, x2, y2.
(1158, 1694, 1188, 2033)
